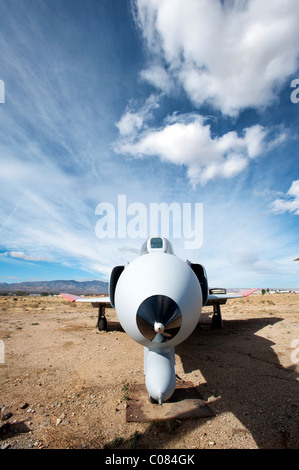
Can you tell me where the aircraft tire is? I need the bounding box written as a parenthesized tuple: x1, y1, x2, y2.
(97, 317, 108, 331)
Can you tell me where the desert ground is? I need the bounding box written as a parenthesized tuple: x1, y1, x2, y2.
(0, 293, 298, 449)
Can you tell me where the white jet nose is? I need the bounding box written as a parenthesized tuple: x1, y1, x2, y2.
(154, 322, 164, 334)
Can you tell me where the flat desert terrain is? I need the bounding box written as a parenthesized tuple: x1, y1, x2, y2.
(0, 293, 298, 449)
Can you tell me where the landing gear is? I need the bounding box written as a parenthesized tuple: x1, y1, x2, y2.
(211, 302, 223, 329)
(97, 316, 108, 331)
(97, 304, 108, 331)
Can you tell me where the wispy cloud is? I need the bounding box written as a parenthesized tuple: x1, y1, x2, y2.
(0, 151, 118, 277)
(270, 180, 299, 215)
(0, 1, 130, 278)
(229, 249, 297, 276)
(115, 94, 160, 138)
(0, 251, 49, 262)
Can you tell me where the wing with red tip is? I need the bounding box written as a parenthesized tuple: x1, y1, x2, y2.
(208, 288, 258, 302)
(60, 293, 111, 306)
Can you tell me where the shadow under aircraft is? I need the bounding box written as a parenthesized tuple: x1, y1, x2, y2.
(115, 315, 298, 449)
(175, 315, 298, 449)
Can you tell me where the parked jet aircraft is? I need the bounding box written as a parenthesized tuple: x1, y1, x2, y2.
(61, 237, 257, 404)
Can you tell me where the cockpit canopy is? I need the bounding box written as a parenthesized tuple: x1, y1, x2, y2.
(140, 237, 174, 255)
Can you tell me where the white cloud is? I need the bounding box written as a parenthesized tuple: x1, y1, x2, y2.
(140, 65, 174, 93)
(114, 112, 277, 185)
(271, 180, 299, 215)
(133, 0, 299, 115)
(114, 1, 290, 187)
(115, 94, 160, 138)
(0, 251, 50, 262)
(116, 111, 145, 138)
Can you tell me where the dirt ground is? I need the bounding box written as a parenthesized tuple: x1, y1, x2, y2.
(0, 293, 298, 449)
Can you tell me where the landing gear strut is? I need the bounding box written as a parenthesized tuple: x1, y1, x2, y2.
(211, 302, 223, 329)
(97, 304, 108, 331)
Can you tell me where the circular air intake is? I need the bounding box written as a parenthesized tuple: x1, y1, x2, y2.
(136, 295, 182, 343)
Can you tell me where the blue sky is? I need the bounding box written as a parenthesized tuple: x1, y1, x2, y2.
(0, 0, 298, 288)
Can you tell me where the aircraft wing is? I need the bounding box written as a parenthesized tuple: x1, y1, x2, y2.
(60, 293, 111, 306)
(206, 288, 258, 305)
(60, 288, 258, 307)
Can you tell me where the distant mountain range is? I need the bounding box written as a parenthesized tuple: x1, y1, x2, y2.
(0, 281, 297, 296)
(0, 280, 108, 295)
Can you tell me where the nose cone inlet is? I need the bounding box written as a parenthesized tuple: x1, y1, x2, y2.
(136, 295, 182, 343)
